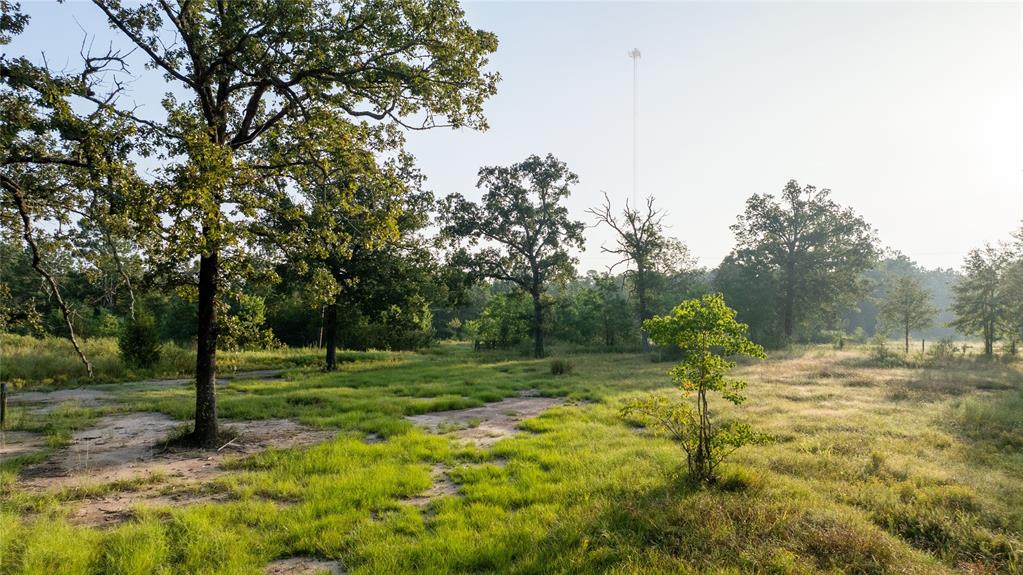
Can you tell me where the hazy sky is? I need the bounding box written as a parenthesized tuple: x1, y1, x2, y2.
(10, 2, 1023, 272)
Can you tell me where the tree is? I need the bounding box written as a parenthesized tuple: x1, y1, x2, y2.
(729, 180, 878, 341)
(950, 246, 1004, 357)
(442, 154, 585, 357)
(260, 118, 425, 369)
(87, 0, 498, 445)
(588, 193, 692, 352)
(878, 274, 937, 354)
(1001, 260, 1023, 354)
(623, 294, 766, 484)
(1, 4, 141, 376)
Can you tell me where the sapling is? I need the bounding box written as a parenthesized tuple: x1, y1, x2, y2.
(623, 294, 767, 484)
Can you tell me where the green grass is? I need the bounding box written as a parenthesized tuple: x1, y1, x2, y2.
(2, 344, 1021, 574)
(0, 334, 325, 388)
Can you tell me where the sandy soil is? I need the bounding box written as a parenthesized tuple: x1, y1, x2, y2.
(265, 557, 345, 575)
(406, 394, 565, 448)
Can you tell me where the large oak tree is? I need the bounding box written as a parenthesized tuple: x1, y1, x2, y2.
(729, 180, 878, 342)
(88, 0, 498, 445)
(442, 154, 585, 358)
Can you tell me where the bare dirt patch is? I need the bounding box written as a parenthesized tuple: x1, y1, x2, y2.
(265, 557, 345, 575)
(6, 369, 286, 414)
(405, 463, 457, 508)
(13, 412, 334, 526)
(8, 388, 114, 413)
(70, 489, 228, 527)
(406, 394, 565, 448)
(0, 429, 47, 457)
(135, 369, 285, 389)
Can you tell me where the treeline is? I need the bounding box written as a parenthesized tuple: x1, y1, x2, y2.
(8, 183, 1007, 358)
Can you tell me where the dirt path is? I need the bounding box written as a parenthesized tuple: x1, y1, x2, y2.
(406, 394, 565, 448)
(6, 369, 286, 414)
(405, 463, 458, 508)
(265, 557, 345, 575)
(401, 393, 565, 510)
(13, 411, 334, 526)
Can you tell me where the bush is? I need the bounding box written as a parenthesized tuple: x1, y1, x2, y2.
(550, 358, 574, 375)
(929, 337, 962, 361)
(119, 312, 162, 369)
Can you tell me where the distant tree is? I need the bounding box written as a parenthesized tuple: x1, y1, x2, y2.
(442, 154, 585, 357)
(713, 254, 783, 346)
(261, 118, 428, 369)
(588, 194, 692, 352)
(623, 294, 767, 484)
(119, 311, 162, 369)
(950, 246, 1005, 357)
(592, 272, 634, 347)
(85, 0, 498, 444)
(729, 180, 879, 341)
(466, 292, 531, 350)
(998, 226, 1023, 354)
(878, 275, 937, 354)
(1001, 261, 1023, 355)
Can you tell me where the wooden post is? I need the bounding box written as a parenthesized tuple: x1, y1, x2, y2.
(921, 339, 925, 353)
(1, 382, 7, 430)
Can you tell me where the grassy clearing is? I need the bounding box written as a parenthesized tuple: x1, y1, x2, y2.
(0, 334, 325, 388)
(2, 344, 1021, 574)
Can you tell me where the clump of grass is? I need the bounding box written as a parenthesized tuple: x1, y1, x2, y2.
(550, 358, 574, 376)
(957, 388, 1023, 450)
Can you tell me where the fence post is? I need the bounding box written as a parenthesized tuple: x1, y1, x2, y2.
(1, 382, 7, 430)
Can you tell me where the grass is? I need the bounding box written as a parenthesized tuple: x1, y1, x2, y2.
(1, 343, 1021, 574)
(0, 334, 325, 388)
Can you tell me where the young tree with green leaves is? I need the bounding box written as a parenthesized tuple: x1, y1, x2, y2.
(623, 293, 767, 484)
(86, 0, 498, 444)
(442, 154, 585, 358)
(729, 180, 878, 342)
(588, 193, 692, 352)
(879, 274, 937, 354)
(951, 246, 1004, 357)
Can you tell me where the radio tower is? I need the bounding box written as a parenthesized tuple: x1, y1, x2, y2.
(629, 48, 641, 207)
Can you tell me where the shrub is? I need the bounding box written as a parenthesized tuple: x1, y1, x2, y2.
(929, 338, 961, 361)
(119, 312, 162, 369)
(550, 358, 574, 375)
(623, 294, 768, 484)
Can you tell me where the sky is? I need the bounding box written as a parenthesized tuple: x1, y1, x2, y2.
(9, 1, 1023, 272)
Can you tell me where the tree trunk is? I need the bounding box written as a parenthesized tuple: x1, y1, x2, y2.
(324, 302, 338, 370)
(985, 322, 994, 357)
(637, 264, 650, 353)
(532, 292, 544, 358)
(783, 258, 796, 340)
(192, 247, 219, 446)
(904, 323, 910, 355)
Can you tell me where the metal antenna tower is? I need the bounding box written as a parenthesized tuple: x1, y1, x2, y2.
(628, 48, 641, 207)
